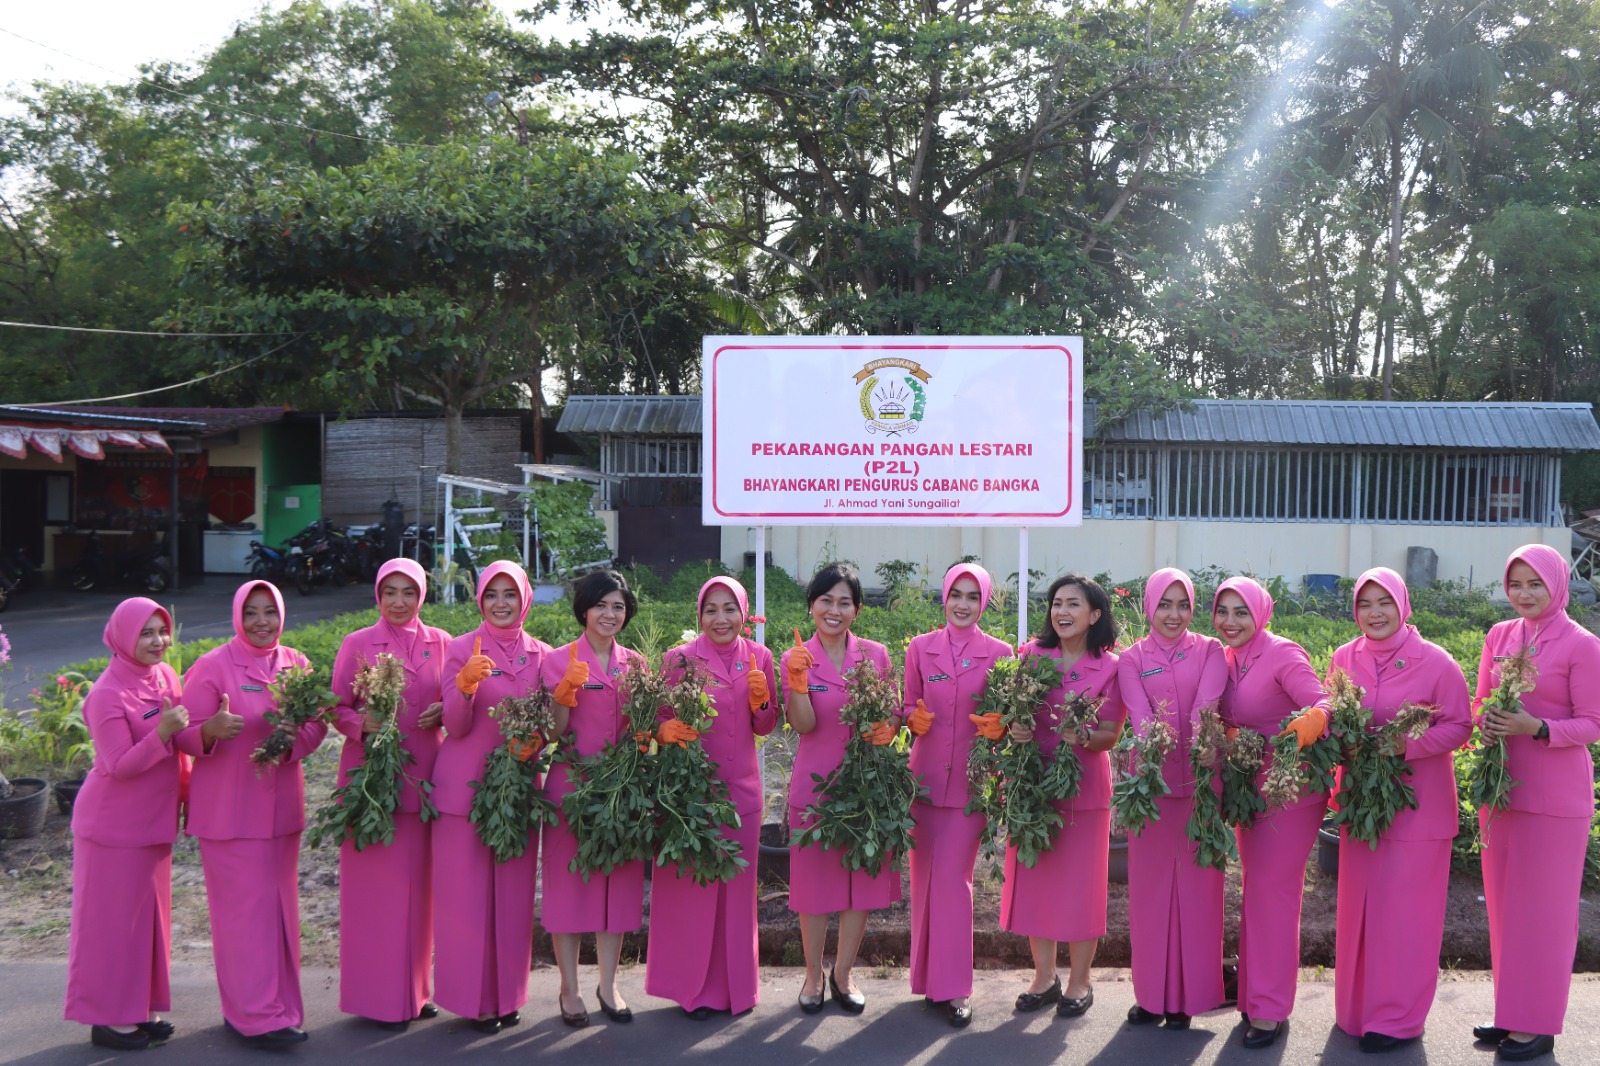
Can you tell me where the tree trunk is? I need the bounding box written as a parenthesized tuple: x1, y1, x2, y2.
(1381, 130, 1404, 401)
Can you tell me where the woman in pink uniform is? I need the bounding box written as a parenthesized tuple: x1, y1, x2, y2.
(64, 598, 189, 1050)
(1472, 544, 1600, 1063)
(1327, 566, 1471, 1053)
(903, 562, 1010, 1028)
(1001, 573, 1125, 1019)
(1212, 575, 1329, 1050)
(1116, 568, 1229, 1029)
(328, 558, 450, 1031)
(541, 568, 646, 1028)
(178, 581, 325, 1050)
(782, 562, 899, 1016)
(645, 575, 778, 1019)
(432, 560, 551, 1033)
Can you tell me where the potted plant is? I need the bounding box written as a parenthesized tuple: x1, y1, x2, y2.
(25, 672, 95, 815)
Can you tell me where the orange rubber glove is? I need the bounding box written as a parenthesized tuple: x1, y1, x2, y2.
(455, 636, 494, 696)
(907, 699, 934, 736)
(786, 628, 814, 695)
(1280, 707, 1328, 751)
(656, 719, 701, 748)
(1225, 726, 1240, 743)
(507, 735, 543, 763)
(553, 641, 589, 708)
(746, 659, 770, 710)
(633, 730, 654, 753)
(969, 712, 1005, 740)
(863, 721, 897, 746)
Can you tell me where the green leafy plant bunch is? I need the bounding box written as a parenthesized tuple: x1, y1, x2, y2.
(469, 687, 560, 862)
(1111, 707, 1176, 835)
(1464, 643, 1535, 841)
(1321, 668, 1433, 850)
(1186, 706, 1237, 869)
(252, 665, 338, 768)
(651, 655, 747, 885)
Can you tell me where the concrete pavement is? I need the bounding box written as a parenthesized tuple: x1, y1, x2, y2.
(0, 578, 372, 705)
(2, 962, 1595, 1066)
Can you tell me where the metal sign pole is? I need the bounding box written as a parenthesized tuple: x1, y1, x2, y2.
(1017, 526, 1029, 647)
(754, 525, 767, 646)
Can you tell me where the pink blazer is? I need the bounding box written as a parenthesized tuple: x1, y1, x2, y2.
(1222, 629, 1330, 812)
(329, 620, 452, 814)
(660, 634, 778, 820)
(780, 633, 893, 829)
(1475, 618, 1600, 819)
(903, 626, 1013, 809)
(432, 626, 551, 817)
(1116, 632, 1228, 798)
(1019, 640, 1126, 812)
(540, 638, 646, 805)
(1329, 628, 1472, 839)
(176, 640, 327, 839)
(72, 657, 184, 848)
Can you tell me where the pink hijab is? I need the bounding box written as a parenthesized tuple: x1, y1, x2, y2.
(1505, 542, 1575, 643)
(476, 560, 532, 638)
(1143, 567, 1195, 651)
(1214, 575, 1274, 667)
(232, 580, 285, 658)
(1351, 566, 1415, 668)
(375, 556, 428, 658)
(101, 597, 174, 700)
(697, 575, 750, 620)
(942, 563, 993, 615)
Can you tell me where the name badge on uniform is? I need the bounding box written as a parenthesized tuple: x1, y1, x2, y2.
(142, 706, 161, 720)
(583, 682, 605, 690)
(927, 673, 951, 683)
(1140, 666, 1164, 678)
(242, 684, 264, 692)
(490, 669, 504, 677)
(808, 684, 829, 693)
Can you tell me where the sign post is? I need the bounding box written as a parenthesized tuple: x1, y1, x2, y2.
(702, 336, 1083, 643)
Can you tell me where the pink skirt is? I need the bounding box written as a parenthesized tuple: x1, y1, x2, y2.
(907, 802, 984, 1001)
(63, 838, 172, 1026)
(1481, 807, 1589, 1035)
(1235, 799, 1324, 1022)
(541, 813, 644, 934)
(1335, 832, 1448, 1038)
(645, 819, 761, 1013)
(431, 812, 537, 1019)
(1128, 794, 1226, 1015)
(788, 839, 902, 914)
(197, 834, 305, 1036)
(1000, 802, 1109, 942)
(338, 813, 433, 1022)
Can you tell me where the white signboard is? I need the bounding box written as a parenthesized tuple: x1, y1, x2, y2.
(703, 336, 1082, 526)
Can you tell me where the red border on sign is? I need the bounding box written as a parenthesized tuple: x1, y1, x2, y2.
(709, 342, 1075, 519)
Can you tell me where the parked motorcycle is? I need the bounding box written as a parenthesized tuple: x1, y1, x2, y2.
(70, 530, 173, 593)
(246, 540, 290, 584)
(0, 546, 41, 611)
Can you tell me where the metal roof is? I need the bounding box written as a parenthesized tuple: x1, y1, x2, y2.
(1097, 400, 1600, 451)
(557, 395, 701, 435)
(0, 405, 207, 429)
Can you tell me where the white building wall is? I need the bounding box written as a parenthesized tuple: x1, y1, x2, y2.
(722, 521, 1568, 589)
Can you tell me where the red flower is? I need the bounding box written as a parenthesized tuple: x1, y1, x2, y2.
(1114, 587, 1131, 597)
(56, 675, 71, 687)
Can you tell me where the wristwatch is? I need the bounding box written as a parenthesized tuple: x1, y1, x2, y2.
(1534, 718, 1550, 741)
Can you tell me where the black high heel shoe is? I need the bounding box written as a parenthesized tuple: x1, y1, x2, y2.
(829, 970, 866, 1014)
(596, 986, 633, 1023)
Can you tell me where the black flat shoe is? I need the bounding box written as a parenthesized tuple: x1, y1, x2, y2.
(137, 1019, 175, 1041)
(1165, 1012, 1192, 1030)
(1016, 976, 1062, 1013)
(829, 970, 866, 1014)
(416, 1003, 439, 1020)
(558, 997, 589, 1029)
(226, 1022, 308, 1049)
(947, 1002, 973, 1029)
(91, 1026, 153, 1051)
(684, 1006, 714, 1021)
(1243, 1022, 1282, 1049)
(1496, 1035, 1555, 1061)
(1222, 960, 1239, 1006)
(1360, 1032, 1416, 1053)
(596, 986, 633, 1023)
(471, 1016, 501, 1034)
(372, 1017, 409, 1032)
(1127, 1004, 1161, 1025)
(1474, 1024, 1511, 1044)
(499, 1011, 521, 1028)
(1057, 986, 1094, 1017)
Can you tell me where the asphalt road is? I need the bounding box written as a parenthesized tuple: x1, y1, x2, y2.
(0, 578, 373, 705)
(1, 963, 1595, 1066)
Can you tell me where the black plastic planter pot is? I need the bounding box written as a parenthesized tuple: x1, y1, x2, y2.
(53, 777, 86, 817)
(0, 778, 50, 840)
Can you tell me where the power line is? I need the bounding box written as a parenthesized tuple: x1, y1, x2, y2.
(0, 23, 447, 151)
(13, 339, 297, 406)
(0, 319, 292, 338)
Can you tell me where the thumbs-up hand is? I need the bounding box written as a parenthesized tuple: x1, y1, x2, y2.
(201, 693, 245, 744)
(906, 698, 934, 736)
(746, 658, 770, 711)
(554, 640, 589, 707)
(156, 696, 189, 742)
(456, 636, 494, 696)
(786, 628, 814, 695)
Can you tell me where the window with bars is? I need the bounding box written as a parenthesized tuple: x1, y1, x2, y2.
(598, 436, 703, 508)
(1086, 446, 1562, 526)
